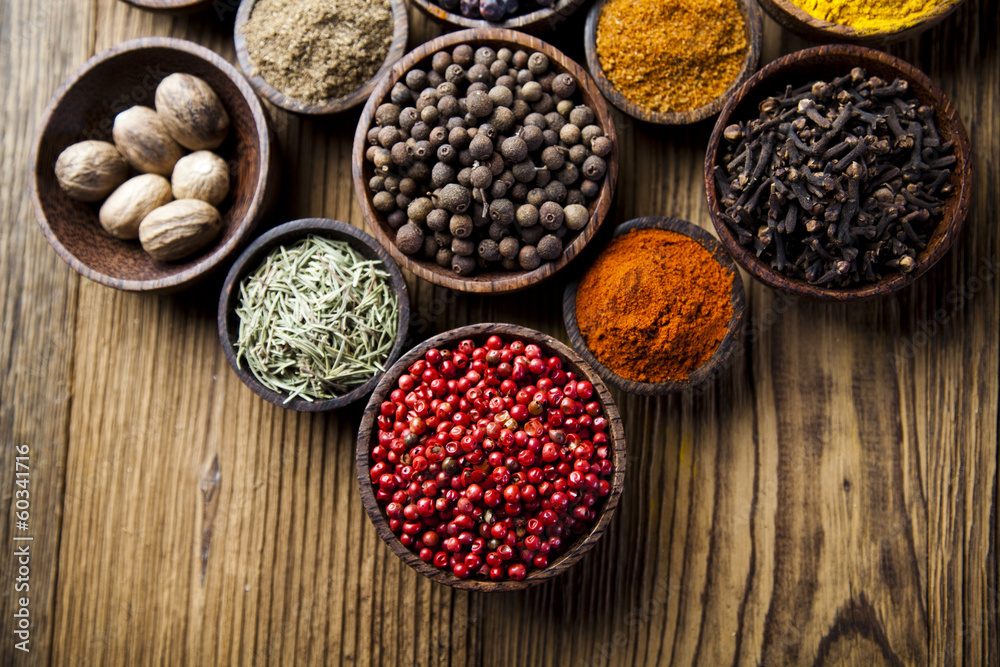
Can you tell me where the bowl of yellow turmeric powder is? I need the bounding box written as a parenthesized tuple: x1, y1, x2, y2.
(757, 0, 967, 44)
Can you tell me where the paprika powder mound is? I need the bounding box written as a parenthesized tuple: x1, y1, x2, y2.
(576, 229, 733, 383)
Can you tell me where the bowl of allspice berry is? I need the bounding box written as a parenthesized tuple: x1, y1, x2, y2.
(705, 45, 971, 300)
(30, 37, 277, 293)
(353, 29, 618, 294)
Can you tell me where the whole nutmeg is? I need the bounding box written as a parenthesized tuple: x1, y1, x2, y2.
(171, 151, 230, 206)
(99, 174, 173, 240)
(54, 141, 129, 202)
(154, 73, 230, 150)
(138, 199, 222, 261)
(113, 106, 184, 176)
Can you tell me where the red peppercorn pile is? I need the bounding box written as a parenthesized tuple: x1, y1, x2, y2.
(370, 335, 614, 582)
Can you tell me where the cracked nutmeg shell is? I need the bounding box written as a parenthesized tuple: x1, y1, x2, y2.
(154, 73, 230, 151)
(54, 140, 129, 202)
(113, 106, 184, 176)
(138, 199, 222, 261)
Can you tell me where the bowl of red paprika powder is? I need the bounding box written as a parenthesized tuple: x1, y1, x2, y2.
(357, 322, 626, 590)
(563, 217, 747, 394)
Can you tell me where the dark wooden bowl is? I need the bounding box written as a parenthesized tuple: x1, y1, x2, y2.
(563, 217, 747, 394)
(757, 0, 967, 45)
(29, 37, 277, 293)
(234, 0, 409, 115)
(408, 0, 588, 33)
(218, 218, 411, 412)
(704, 45, 972, 301)
(583, 0, 762, 125)
(353, 28, 619, 294)
(356, 322, 626, 590)
(120, 0, 215, 12)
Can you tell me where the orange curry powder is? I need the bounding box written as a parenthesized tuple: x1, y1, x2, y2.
(575, 228, 733, 383)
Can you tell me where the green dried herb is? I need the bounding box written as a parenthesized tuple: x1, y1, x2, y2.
(235, 235, 399, 403)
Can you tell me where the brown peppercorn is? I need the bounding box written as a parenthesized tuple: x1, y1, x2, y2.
(432, 51, 453, 74)
(452, 237, 475, 256)
(520, 81, 543, 102)
(510, 182, 529, 201)
(396, 193, 412, 210)
(557, 99, 575, 117)
(581, 125, 603, 146)
(560, 123, 582, 146)
(566, 189, 586, 206)
(524, 112, 546, 129)
(491, 179, 509, 199)
(580, 179, 601, 199)
(512, 160, 538, 183)
(457, 166, 473, 185)
(533, 94, 555, 115)
(467, 90, 494, 118)
(545, 180, 567, 203)
(552, 73, 576, 98)
(563, 203, 589, 230)
(450, 213, 473, 238)
(541, 146, 565, 171)
(372, 190, 396, 213)
(469, 133, 494, 161)
(422, 235, 439, 259)
(438, 183, 472, 213)
(542, 129, 560, 147)
(518, 245, 541, 270)
(431, 162, 455, 189)
(591, 135, 613, 157)
(569, 105, 595, 127)
(411, 122, 432, 141)
(538, 201, 564, 230)
(436, 247, 454, 267)
(544, 112, 566, 132)
(537, 234, 563, 260)
(399, 107, 419, 131)
(448, 126, 471, 149)
(490, 107, 515, 133)
(490, 59, 508, 79)
(453, 44, 474, 66)
(399, 178, 418, 197)
(557, 163, 580, 185)
(468, 64, 491, 84)
(527, 188, 548, 207)
(535, 169, 552, 188)
(387, 209, 407, 230)
(426, 207, 450, 232)
(527, 52, 549, 75)
(396, 223, 424, 255)
(421, 105, 440, 125)
(489, 198, 515, 225)
(582, 155, 607, 180)
(569, 144, 588, 166)
(501, 136, 528, 162)
(489, 86, 514, 108)
(390, 82, 412, 106)
(489, 152, 505, 176)
(445, 64, 466, 85)
(391, 142, 413, 167)
(405, 69, 428, 91)
(478, 238, 501, 262)
(470, 165, 493, 189)
(516, 204, 539, 227)
(452, 254, 477, 276)
(369, 174, 385, 192)
(511, 99, 531, 122)
(376, 103, 401, 127)
(407, 197, 434, 223)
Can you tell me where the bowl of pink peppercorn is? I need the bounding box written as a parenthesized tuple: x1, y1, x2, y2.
(356, 322, 626, 590)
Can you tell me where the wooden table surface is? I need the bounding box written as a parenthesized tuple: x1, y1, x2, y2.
(1, 1, 996, 665)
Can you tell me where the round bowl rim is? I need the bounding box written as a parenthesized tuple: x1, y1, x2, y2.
(704, 44, 972, 301)
(407, 0, 588, 32)
(218, 217, 412, 412)
(563, 216, 748, 394)
(352, 28, 619, 294)
(28, 36, 274, 293)
(234, 0, 409, 115)
(356, 322, 627, 591)
(582, 0, 764, 125)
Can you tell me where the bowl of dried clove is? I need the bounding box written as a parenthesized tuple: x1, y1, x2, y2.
(704, 44, 972, 301)
(218, 218, 411, 411)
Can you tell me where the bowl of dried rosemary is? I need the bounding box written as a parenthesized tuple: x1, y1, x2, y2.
(705, 45, 972, 300)
(218, 218, 411, 411)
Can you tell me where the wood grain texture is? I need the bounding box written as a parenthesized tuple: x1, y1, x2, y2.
(0, 1, 995, 666)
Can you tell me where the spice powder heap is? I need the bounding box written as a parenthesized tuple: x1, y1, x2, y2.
(789, 0, 959, 34)
(242, 0, 392, 105)
(596, 0, 748, 114)
(576, 229, 733, 383)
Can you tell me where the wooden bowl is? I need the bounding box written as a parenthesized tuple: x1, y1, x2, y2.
(120, 0, 215, 12)
(704, 45, 972, 301)
(218, 218, 411, 412)
(356, 323, 626, 590)
(234, 0, 409, 115)
(29, 37, 276, 293)
(353, 28, 619, 294)
(408, 0, 588, 33)
(756, 0, 967, 45)
(583, 0, 763, 125)
(563, 217, 747, 394)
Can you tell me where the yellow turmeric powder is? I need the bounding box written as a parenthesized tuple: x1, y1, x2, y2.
(790, 0, 959, 33)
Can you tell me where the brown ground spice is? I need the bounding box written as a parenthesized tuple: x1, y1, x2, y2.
(242, 0, 392, 105)
(576, 228, 733, 383)
(596, 0, 747, 114)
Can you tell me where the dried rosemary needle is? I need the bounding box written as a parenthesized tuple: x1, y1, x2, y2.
(235, 235, 399, 403)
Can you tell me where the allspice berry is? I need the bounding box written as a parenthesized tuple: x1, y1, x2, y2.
(499, 236, 520, 259)
(171, 151, 230, 205)
(438, 183, 472, 213)
(452, 254, 476, 276)
(538, 201, 564, 230)
(396, 223, 424, 255)
(563, 204, 589, 230)
(154, 73, 230, 150)
(518, 245, 541, 270)
(113, 106, 184, 176)
(537, 234, 563, 261)
(54, 140, 129, 202)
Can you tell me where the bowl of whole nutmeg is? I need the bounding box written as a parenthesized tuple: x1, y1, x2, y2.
(30, 37, 277, 293)
(353, 29, 618, 294)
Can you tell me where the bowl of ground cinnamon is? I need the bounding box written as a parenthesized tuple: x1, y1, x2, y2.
(756, 0, 967, 44)
(563, 216, 747, 394)
(234, 0, 409, 114)
(584, 0, 763, 125)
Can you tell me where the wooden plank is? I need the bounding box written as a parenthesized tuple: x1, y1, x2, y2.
(0, 0, 95, 664)
(3, 0, 994, 665)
